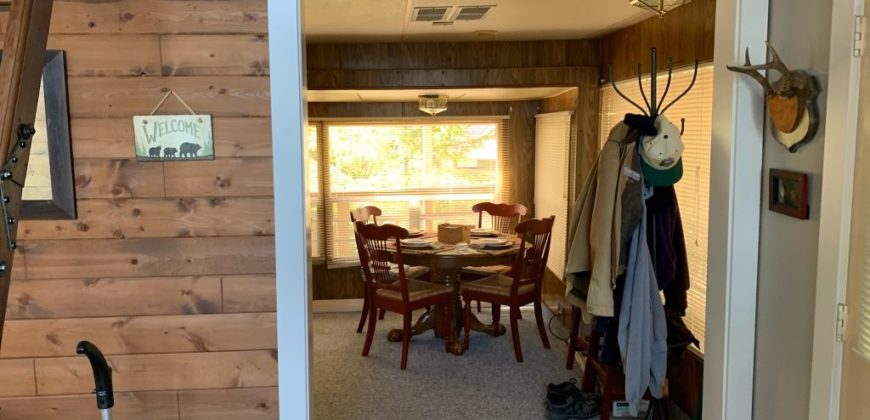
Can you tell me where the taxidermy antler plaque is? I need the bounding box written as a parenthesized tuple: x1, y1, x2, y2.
(727, 43, 821, 153)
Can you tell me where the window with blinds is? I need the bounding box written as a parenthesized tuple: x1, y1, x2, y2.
(307, 120, 510, 264)
(534, 111, 573, 280)
(599, 64, 714, 352)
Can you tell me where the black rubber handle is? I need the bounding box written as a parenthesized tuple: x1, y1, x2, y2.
(76, 341, 114, 410)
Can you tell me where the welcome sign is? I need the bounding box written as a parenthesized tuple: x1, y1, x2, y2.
(133, 114, 215, 161)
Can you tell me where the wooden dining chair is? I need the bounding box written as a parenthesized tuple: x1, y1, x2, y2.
(460, 216, 554, 362)
(350, 206, 428, 333)
(466, 202, 528, 312)
(356, 221, 453, 369)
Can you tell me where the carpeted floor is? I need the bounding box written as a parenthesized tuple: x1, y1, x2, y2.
(312, 308, 583, 420)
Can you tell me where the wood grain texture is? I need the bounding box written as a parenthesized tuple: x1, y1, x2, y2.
(36, 350, 278, 395)
(5, 276, 222, 320)
(47, 0, 267, 35)
(0, 359, 34, 397)
(179, 387, 278, 420)
(21, 236, 275, 280)
(308, 67, 597, 90)
(0, 391, 179, 420)
(47, 34, 161, 77)
(19, 198, 274, 240)
(67, 77, 270, 118)
(161, 35, 269, 76)
(163, 158, 274, 197)
(2, 313, 277, 358)
(73, 159, 165, 199)
(222, 274, 276, 313)
(311, 264, 364, 300)
(600, 0, 715, 83)
(71, 117, 273, 159)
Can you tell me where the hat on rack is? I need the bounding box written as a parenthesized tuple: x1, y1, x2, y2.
(640, 116, 684, 187)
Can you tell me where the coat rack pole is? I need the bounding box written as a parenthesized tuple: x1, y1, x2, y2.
(651, 48, 658, 118)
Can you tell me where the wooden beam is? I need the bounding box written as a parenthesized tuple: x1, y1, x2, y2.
(0, 0, 54, 349)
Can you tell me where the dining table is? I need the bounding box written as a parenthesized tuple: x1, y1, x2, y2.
(384, 230, 521, 355)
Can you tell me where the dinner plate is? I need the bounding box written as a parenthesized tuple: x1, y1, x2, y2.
(401, 238, 430, 248)
(407, 229, 424, 238)
(484, 242, 513, 250)
(476, 238, 508, 245)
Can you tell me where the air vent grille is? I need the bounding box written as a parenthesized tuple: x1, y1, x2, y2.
(455, 5, 495, 20)
(412, 7, 452, 22)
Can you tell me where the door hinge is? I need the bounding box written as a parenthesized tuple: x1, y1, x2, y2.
(855, 15, 866, 57)
(837, 303, 848, 342)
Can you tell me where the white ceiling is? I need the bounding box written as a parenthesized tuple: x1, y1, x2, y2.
(304, 0, 653, 42)
(307, 87, 576, 102)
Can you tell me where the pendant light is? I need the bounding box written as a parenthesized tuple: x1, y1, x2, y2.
(418, 95, 449, 116)
(629, 0, 693, 16)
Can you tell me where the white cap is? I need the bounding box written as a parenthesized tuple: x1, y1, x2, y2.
(640, 116, 684, 170)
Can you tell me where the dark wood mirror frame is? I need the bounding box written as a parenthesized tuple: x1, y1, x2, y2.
(0, 50, 76, 219)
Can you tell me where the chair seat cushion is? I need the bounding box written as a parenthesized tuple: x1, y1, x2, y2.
(376, 279, 452, 302)
(461, 265, 512, 276)
(461, 274, 533, 297)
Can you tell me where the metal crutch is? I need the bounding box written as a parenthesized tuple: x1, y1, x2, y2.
(76, 341, 114, 420)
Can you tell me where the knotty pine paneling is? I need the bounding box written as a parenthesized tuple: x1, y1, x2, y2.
(19, 198, 274, 240)
(0, 391, 180, 420)
(5, 276, 223, 320)
(67, 77, 271, 118)
(21, 236, 275, 280)
(0, 359, 35, 397)
(0, 0, 276, 416)
(2, 313, 277, 358)
(71, 117, 273, 159)
(161, 35, 270, 76)
(35, 350, 278, 395)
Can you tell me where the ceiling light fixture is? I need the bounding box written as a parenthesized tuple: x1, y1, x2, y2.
(418, 95, 449, 116)
(629, 0, 693, 16)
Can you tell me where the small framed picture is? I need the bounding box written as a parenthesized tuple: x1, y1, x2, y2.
(769, 169, 809, 219)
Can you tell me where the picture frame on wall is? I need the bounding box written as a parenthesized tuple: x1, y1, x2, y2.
(769, 169, 809, 220)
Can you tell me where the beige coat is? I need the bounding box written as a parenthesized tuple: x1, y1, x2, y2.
(565, 122, 640, 322)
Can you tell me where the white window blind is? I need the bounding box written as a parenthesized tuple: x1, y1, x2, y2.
(599, 65, 714, 352)
(534, 111, 572, 280)
(309, 120, 510, 264)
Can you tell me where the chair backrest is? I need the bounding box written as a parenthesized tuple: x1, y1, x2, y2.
(472, 202, 528, 234)
(350, 206, 382, 224)
(354, 221, 411, 302)
(510, 216, 555, 295)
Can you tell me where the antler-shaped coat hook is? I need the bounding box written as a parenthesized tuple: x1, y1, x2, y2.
(727, 43, 821, 152)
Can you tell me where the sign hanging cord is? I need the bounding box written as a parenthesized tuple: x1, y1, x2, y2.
(149, 89, 196, 116)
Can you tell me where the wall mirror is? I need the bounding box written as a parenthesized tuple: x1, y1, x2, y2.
(0, 50, 76, 219)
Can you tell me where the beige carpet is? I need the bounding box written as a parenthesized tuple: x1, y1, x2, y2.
(312, 308, 580, 420)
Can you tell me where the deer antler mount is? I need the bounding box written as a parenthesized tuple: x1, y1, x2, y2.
(727, 43, 821, 153)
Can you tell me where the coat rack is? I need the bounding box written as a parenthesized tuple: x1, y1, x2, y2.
(609, 48, 699, 124)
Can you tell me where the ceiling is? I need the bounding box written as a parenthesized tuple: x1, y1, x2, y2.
(304, 0, 654, 43)
(307, 87, 576, 102)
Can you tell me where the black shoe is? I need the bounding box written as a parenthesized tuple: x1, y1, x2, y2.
(545, 393, 601, 420)
(546, 379, 581, 403)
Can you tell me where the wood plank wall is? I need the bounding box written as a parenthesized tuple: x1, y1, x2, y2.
(600, 0, 716, 83)
(0, 1, 277, 419)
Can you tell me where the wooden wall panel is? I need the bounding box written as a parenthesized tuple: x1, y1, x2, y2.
(163, 158, 274, 197)
(223, 274, 276, 313)
(0, 359, 34, 397)
(35, 350, 278, 395)
(19, 198, 274, 240)
(0, 391, 180, 420)
(21, 237, 275, 280)
(0, 0, 276, 416)
(161, 35, 270, 76)
(5, 276, 222, 319)
(2, 313, 277, 358)
(600, 0, 716, 83)
(179, 387, 278, 420)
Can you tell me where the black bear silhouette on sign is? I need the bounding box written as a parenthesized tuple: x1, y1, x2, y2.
(148, 146, 161, 158)
(179, 142, 202, 158)
(163, 147, 178, 158)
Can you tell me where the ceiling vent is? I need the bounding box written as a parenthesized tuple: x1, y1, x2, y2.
(454, 5, 495, 21)
(412, 6, 453, 22)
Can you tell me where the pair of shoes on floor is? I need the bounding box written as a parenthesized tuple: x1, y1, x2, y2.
(545, 379, 601, 420)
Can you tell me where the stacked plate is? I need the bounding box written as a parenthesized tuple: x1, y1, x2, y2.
(400, 238, 431, 248)
(407, 229, 424, 238)
(470, 228, 498, 238)
(473, 238, 513, 249)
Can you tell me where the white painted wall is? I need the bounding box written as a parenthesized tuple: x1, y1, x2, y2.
(753, 1, 833, 419)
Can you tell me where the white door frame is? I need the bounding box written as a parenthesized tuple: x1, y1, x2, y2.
(809, 1, 865, 419)
(268, 0, 312, 418)
(267, 0, 773, 418)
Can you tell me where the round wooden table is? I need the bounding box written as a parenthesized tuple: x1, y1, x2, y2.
(385, 240, 518, 355)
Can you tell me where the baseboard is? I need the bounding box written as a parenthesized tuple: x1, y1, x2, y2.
(311, 299, 535, 313)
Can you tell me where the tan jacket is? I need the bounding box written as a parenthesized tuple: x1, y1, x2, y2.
(565, 122, 640, 322)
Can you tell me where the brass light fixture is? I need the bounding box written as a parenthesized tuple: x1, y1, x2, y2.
(418, 94, 449, 116)
(629, 0, 693, 16)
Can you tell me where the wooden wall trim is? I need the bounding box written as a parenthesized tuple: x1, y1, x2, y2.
(600, 0, 716, 83)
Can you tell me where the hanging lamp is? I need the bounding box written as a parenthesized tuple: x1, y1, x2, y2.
(418, 94, 449, 116)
